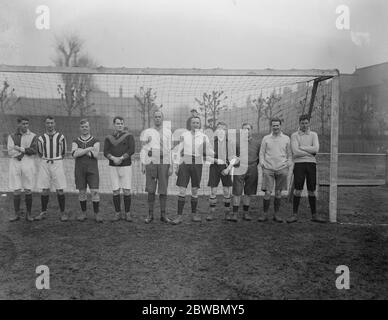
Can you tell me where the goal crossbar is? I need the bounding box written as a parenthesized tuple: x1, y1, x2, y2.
(0, 64, 339, 78)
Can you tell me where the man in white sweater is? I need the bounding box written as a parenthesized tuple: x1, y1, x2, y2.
(288, 114, 325, 223)
(259, 118, 292, 222)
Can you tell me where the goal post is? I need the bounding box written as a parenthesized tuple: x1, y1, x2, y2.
(330, 75, 340, 223)
(0, 65, 340, 222)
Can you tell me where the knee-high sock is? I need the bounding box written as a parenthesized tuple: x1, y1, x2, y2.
(274, 197, 281, 213)
(113, 194, 121, 213)
(308, 196, 316, 215)
(41, 194, 49, 212)
(57, 194, 65, 213)
(124, 194, 131, 213)
(92, 201, 99, 214)
(263, 198, 270, 213)
(209, 197, 217, 212)
(13, 194, 21, 214)
(148, 193, 156, 215)
(25, 194, 32, 213)
(191, 196, 198, 214)
(293, 195, 301, 214)
(159, 194, 167, 214)
(224, 197, 231, 209)
(177, 196, 185, 215)
(80, 200, 87, 212)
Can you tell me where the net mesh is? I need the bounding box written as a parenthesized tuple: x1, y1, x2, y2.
(0, 68, 333, 216)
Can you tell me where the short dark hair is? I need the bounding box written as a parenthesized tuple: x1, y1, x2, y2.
(299, 114, 310, 122)
(45, 115, 55, 121)
(153, 109, 164, 117)
(270, 117, 282, 125)
(113, 116, 124, 124)
(190, 109, 198, 113)
(216, 121, 227, 128)
(241, 122, 252, 129)
(17, 116, 29, 123)
(80, 118, 89, 125)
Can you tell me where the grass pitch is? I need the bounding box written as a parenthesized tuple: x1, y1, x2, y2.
(0, 187, 387, 299)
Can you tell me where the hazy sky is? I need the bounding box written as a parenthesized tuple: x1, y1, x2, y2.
(1, 0, 387, 73)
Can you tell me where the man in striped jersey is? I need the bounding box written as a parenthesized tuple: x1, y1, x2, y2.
(104, 116, 135, 222)
(34, 116, 68, 221)
(7, 117, 38, 222)
(71, 119, 102, 222)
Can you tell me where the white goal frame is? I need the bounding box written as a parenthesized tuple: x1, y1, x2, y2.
(0, 65, 340, 222)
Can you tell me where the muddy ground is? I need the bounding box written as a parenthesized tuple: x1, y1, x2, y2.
(0, 186, 387, 299)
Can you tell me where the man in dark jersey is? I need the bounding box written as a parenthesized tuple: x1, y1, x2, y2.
(71, 119, 102, 222)
(230, 123, 261, 222)
(207, 122, 233, 221)
(104, 116, 135, 222)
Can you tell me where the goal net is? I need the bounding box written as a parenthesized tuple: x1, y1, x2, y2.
(0, 65, 339, 221)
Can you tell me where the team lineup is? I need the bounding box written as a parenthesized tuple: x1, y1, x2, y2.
(6, 109, 326, 224)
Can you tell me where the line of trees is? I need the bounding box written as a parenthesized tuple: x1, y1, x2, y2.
(0, 81, 21, 140)
(195, 91, 228, 131)
(54, 33, 97, 116)
(247, 89, 282, 134)
(134, 87, 162, 130)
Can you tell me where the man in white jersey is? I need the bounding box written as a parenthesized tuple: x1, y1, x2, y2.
(170, 116, 214, 225)
(140, 110, 172, 223)
(7, 117, 38, 222)
(259, 117, 292, 222)
(35, 116, 67, 222)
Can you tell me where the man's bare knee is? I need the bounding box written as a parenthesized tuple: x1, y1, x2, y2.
(178, 187, 186, 197)
(294, 189, 303, 197)
(222, 187, 231, 198)
(91, 189, 100, 202)
(233, 195, 241, 206)
(191, 187, 198, 197)
(79, 189, 87, 201)
(243, 195, 250, 206)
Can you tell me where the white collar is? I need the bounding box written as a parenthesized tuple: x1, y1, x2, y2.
(298, 128, 311, 135)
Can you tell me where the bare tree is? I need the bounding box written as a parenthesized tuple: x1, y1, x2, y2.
(263, 89, 282, 130)
(351, 93, 375, 136)
(375, 108, 388, 136)
(195, 91, 227, 131)
(0, 81, 21, 146)
(313, 90, 331, 136)
(247, 92, 266, 133)
(0, 81, 20, 115)
(134, 87, 158, 130)
(54, 33, 96, 116)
